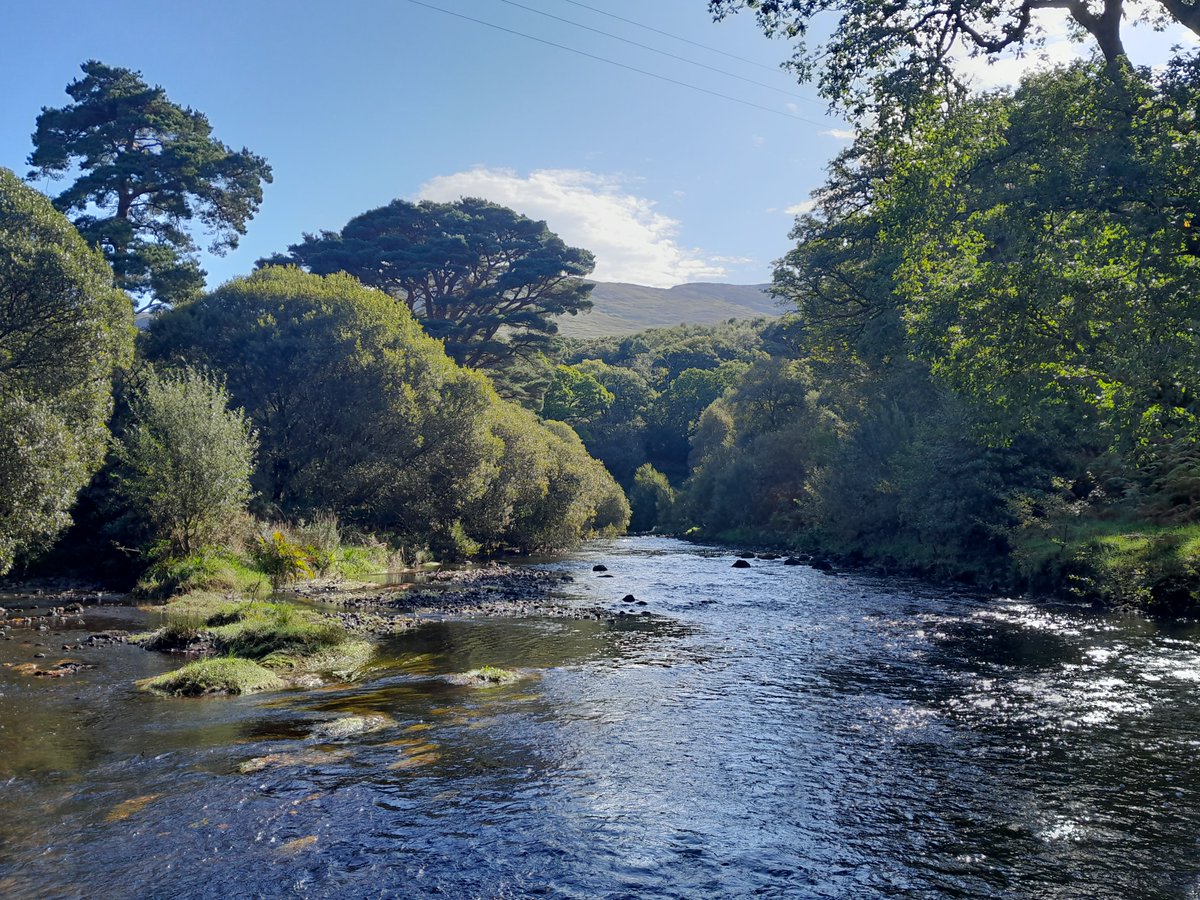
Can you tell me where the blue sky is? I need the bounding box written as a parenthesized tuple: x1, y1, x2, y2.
(3, 1, 1193, 288)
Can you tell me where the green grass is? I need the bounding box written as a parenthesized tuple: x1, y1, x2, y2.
(138, 596, 346, 659)
(141, 658, 285, 696)
(261, 639, 374, 676)
(1010, 516, 1200, 611)
(135, 550, 269, 599)
(206, 602, 345, 659)
(333, 545, 391, 578)
(137, 540, 393, 601)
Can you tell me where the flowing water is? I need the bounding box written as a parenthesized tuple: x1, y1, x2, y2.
(3, 537, 1200, 898)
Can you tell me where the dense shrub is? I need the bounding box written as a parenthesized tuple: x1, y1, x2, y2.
(115, 366, 256, 556)
(0, 168, 133, 571)
(146, 267, 626, 555)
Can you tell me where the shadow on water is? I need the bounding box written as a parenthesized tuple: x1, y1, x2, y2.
(4, 538, 1200, 898)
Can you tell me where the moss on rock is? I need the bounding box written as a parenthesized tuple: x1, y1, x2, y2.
(142, 657, 285, 696)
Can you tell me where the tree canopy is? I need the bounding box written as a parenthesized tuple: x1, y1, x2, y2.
(0, 168, 133, 572)
(29, 60, 272, 309)
(266, 197, 595, 377)
(144, 266, 626, 553)
(709, 0, 1200, 112)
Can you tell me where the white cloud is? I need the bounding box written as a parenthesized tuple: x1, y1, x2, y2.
(953, 9, 1195, 90)
(785, 199, 818, 216)
(821, 128, 855, 140)
(953, 10, 1081, 90)
(417, 167, 727, 287)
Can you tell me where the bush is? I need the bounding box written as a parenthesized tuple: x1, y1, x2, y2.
(144, 267, 500, 541)
(295, 512, 340, 575)
(136, 550, 241, 599)
(115, 366, 256, 557)
(0, 168, 133, 571)
(252, 530, 313, 590)
(145, 267, 627, 555)
(629, 464, 675, 532)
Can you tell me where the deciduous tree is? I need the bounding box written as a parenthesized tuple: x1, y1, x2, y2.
(0, 168, 133, 571)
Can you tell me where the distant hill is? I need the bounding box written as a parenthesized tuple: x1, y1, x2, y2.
(556, 281, 780, 339)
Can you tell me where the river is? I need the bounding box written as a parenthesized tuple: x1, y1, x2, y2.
(2, 536, 1200, 898)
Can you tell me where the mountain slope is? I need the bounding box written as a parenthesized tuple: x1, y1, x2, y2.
(556, 281, 779, 339)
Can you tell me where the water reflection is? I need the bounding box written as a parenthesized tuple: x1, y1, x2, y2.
(2, 538, 1200, 898)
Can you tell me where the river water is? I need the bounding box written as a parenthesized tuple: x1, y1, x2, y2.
(2, 536, 1200, 898)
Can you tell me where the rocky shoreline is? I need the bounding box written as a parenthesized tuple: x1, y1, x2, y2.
(295, 563, 621, 629)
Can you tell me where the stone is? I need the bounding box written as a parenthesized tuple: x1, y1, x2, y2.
(732, 559, 752, 569)
(592, 565, 608, 572)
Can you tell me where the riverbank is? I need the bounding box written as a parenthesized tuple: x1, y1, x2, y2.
(685, 516, 1200, 615)
(0, 562, 627, 696)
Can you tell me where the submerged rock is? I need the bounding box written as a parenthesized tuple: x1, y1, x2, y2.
(592, 564, 608, 572)
(621, 594, 638, 603)
(783, 557, 804, 566)
(310, 713, 395, 741)
(449, 666, 526, 686)
(732, 559, 752, 569)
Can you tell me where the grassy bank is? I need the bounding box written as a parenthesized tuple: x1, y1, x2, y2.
(132, 527, 399, 696)
(692, 518, 1200, 614)
(1013, 519, 1200, 614)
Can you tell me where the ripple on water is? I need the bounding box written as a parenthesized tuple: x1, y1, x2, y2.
(4, 537, 1200, 898)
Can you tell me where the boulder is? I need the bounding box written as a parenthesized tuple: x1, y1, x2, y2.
(592, 564, 608, 572)
(731, 559, 752, 569)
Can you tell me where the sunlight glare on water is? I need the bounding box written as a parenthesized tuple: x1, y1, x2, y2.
(2, 536, 1200, 898)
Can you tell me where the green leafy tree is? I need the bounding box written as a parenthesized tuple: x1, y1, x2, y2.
(115, 367, 257, 556)
(266, 197, 594, 376)
(542, 364, 614, 424)
(471, 402, 629, 551)
(709, 0, 1200, 113)
(881, 64, 1200, 445)
(647, 362, 749, 480)
(629, 464, 675, 532)
(28, 60, 272, 310)
(0, 168, 133, 572)
(143, 267, 499, 538)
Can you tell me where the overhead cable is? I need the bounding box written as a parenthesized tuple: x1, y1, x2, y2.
(402, 0, 824, 124)
(559, 0, 789, 76)
(494, 0, 810, 100)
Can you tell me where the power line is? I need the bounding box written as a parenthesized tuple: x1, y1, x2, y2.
(559, 0, 787, 76)
(494, 0, 810, 101)
(402, 0, 824, 125)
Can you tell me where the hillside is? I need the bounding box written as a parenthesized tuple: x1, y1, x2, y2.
(556, 281, 779, 338)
